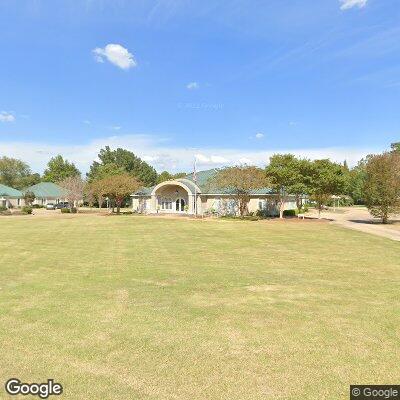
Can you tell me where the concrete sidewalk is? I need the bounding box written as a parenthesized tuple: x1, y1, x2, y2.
(308, 207, 400, 242)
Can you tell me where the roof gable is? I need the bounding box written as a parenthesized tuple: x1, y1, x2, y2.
(133, 169, 276, 196)
(25, 182, 68, 198)
(182, 169, 275, 195)
(0, 184, 23, 197)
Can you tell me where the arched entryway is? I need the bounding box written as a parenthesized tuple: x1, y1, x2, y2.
(154, 184, 189, 214)
(149, 179, 201, 215)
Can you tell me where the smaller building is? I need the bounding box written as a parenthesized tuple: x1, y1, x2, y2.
(0, 184, 24, 209)
(25, 182, 68, 206)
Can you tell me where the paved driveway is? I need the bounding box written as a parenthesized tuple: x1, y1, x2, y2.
(308, 207, 400, 242)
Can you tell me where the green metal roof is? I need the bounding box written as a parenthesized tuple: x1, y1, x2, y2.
(134, 186, 154, 196)
(133, 169, 276, 196)
(183, 169, 218, 191)
(182, 169, 275, 194)
(24, 182, 68, 198)
(0, 184, 23, 197)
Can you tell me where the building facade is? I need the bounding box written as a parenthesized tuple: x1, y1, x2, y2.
(132, 169, 298, 216)
(25, 182, 69, 206)
(0, 184, 24, 209)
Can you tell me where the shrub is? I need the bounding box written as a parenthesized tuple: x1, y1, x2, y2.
(32, 204, 43, 209)
(0, 206, 7, 212)
(21, 206, 33, 214)
(0, 209, 11, 216)
(61, 208, 71, 214)
(71, 207, 77, 213)
(283, 209, 296, 217)
(256, 209, 269, 219)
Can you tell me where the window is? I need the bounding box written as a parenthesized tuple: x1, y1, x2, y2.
(258, 200, 267, 210)
(17, 198, 21, 206)
(160, 198, 172, 210)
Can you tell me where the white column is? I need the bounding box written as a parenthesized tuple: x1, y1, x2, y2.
(188, 194, 194, 214)
(150, 195, 157, 214)
(196, 195, 202, 215)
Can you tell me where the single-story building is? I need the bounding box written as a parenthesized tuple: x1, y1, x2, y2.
(131, 169, 299, 216)
(0, 184, 24, 209)
(25, 182, 68, 206)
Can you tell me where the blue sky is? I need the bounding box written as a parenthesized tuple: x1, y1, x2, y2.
(0, 0, 399, 173)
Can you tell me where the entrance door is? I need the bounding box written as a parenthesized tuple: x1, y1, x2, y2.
(175, 198, 185, 212)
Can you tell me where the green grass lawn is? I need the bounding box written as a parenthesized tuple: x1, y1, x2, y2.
(0, 215, 399, 399)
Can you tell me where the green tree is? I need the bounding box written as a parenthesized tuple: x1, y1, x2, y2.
(157, 171, 173, 184)
(92, 163, 125, 180)
(19, 173, 41, 189)
(172, 172, 187, 179)
(346, 157, 372, 204)
(288, 158, 314, 211)
(43, 155, 80, 183)
(86, 163, 126, 209)
(309, 159, 346, 218)
(211, 166, 266, 217)
(87, 146, 157, 186)
(0, 157, 39, 189)
(364, 152, 400, 224)
(96, 174, 142, 213)
(86, 180, 105, 209)
(265, 154, 312, 218)
(157, 171, 187, 183)
(391, 142, 400, 152)
(23, 190, 36, 206)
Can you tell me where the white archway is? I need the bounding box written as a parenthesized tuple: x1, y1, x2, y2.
(149, 179, 201, 215)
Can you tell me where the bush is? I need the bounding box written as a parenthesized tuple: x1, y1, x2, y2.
(32, 204, 43, 209)
(61, 208, 71, 213)
(71, 207, 77, 214)
(283, 209, 297, 217)
(0, 206, 7, 212)
(0, 209, 11, 216)
(256, 209, 269, 219)
(22, 206, 33, 214)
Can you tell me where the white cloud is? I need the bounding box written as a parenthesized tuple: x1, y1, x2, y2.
(109, 126, 121, 131)
(195, 154, 230, 165)
(239, 157, 252, 165)
(93, 44, 137, 70)
(0, 111, 15, 123)
(186, 82, 199, 90)
(142, 155, 159, 162)
(340, 0, 367, 10)
(255, 133, 264, 139)
(0, 133, 383, 174)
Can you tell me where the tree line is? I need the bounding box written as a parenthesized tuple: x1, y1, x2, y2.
(1, 143, 399, 221)
(0, 146, 187, 213)
(212, 143, 400, 223)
